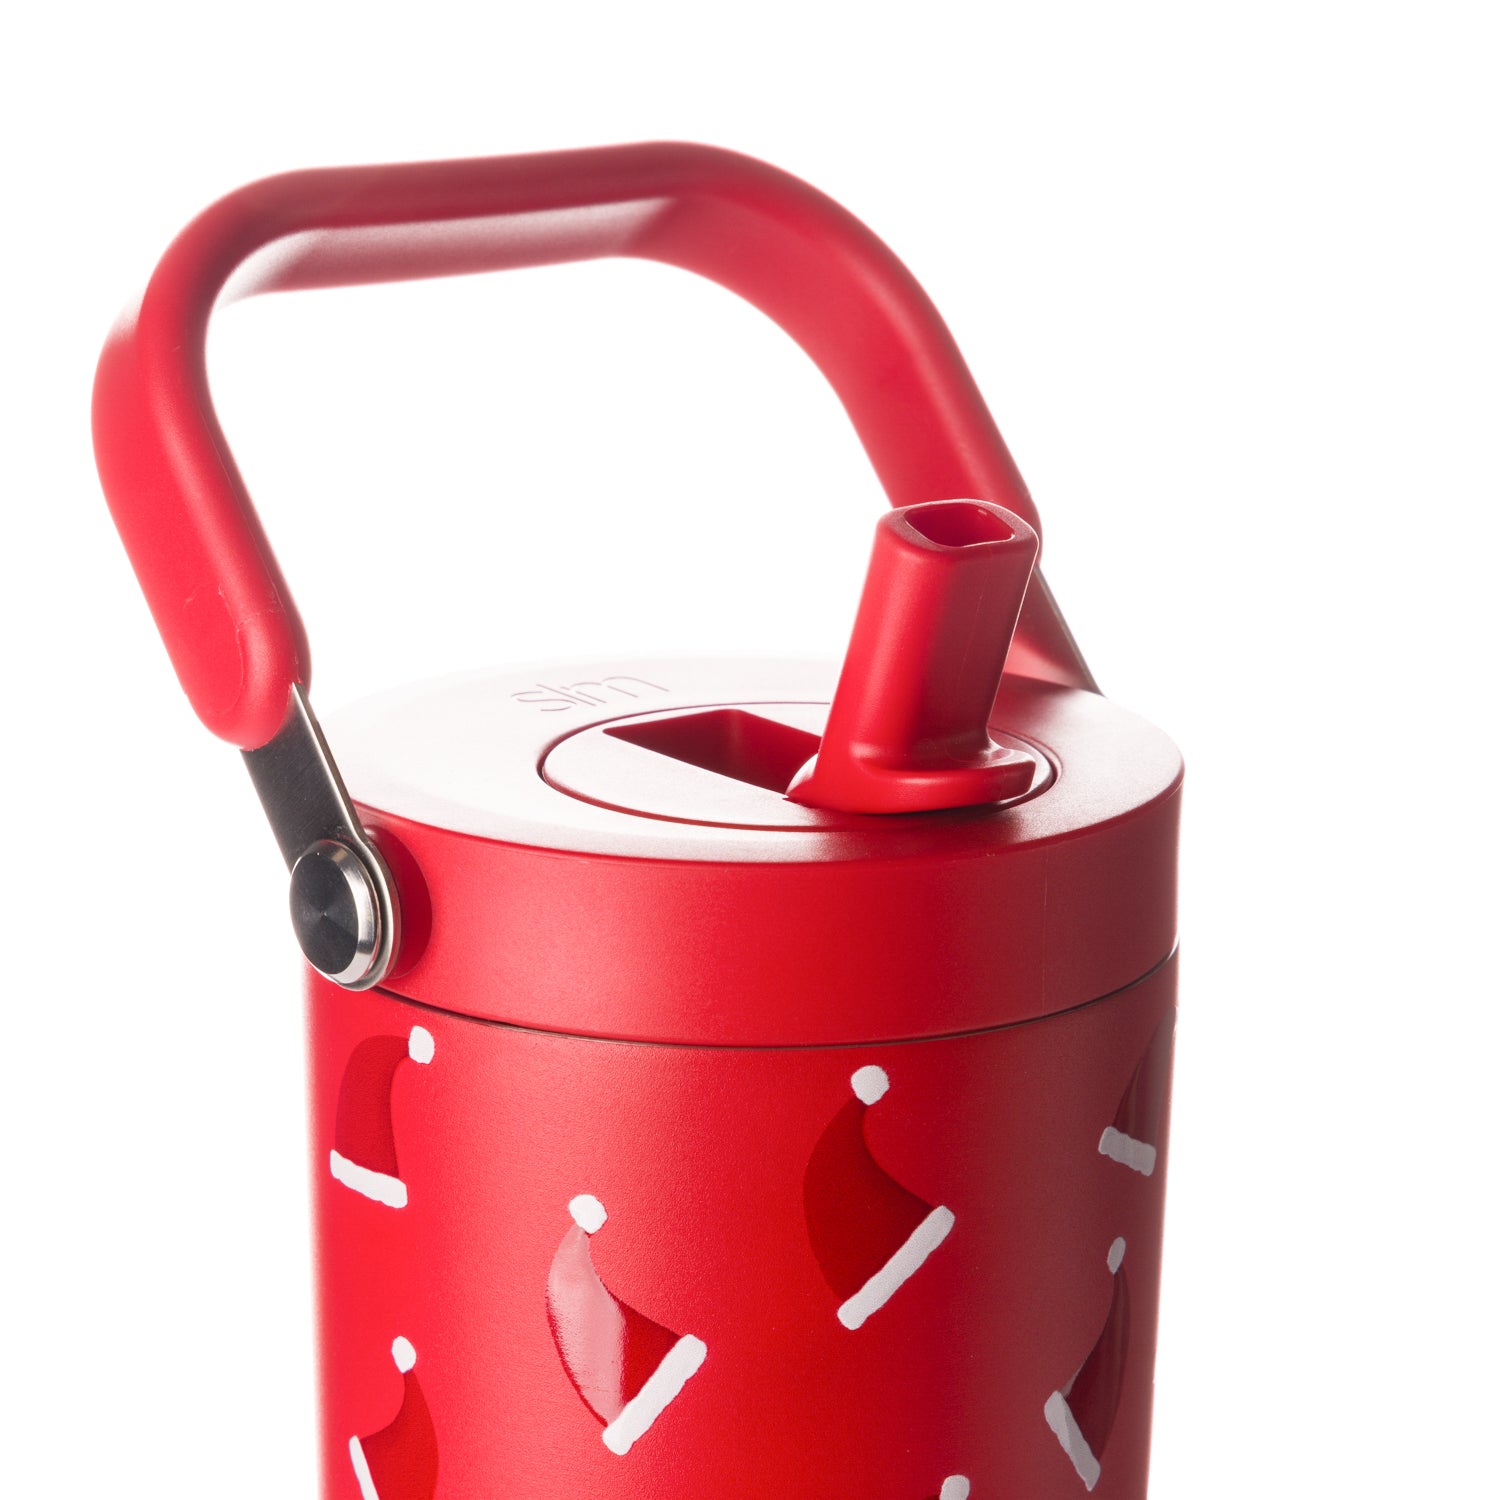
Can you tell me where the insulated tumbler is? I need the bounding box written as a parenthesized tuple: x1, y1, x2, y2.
(94, 143, 1182, 1499)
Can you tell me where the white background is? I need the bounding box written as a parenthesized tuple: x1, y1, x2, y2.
(3, 3, 1496, 1494)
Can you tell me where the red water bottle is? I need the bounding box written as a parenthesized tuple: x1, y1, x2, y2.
(94, 143, 1181, 1499)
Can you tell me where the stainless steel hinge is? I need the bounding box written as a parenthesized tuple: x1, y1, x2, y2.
(243, 686, 399, 989)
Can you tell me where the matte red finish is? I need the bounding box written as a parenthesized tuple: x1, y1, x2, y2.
(90, 142, 1092, 749)
(308, 958, 1175, 1497)
(333, 662, 1180, 1046)
(788, 500, 1041, 814)
(95, 145, 1183, 1499)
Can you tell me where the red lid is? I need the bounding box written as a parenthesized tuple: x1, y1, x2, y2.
(334, 657, 1181, 1046)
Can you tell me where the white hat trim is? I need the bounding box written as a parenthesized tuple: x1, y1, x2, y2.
(837, 1204, 954, 1330)
(348, 1435, 381, 1500)
(330, 1149, 408, 1209)
(1097, 1126, 1156, 1177)
(601, 1334, 707, 1455)
(1044, 1389, 1101, 1491)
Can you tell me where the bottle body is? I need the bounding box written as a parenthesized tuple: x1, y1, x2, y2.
(309, 657, 1182, 1498)
(308, 953, 1175, 1498)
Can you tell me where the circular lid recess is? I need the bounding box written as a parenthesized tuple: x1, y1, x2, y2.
(326, 658, 1183, 1044)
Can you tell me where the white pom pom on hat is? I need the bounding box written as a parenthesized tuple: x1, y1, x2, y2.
(391, 1336, 417, 1374)
(851, 1065, 890, 1104)
(569, 1194, 608, 1234)
(407, 1027, 435, 1064)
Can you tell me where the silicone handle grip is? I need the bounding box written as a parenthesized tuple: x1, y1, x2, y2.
(93, 142, 1092, 748)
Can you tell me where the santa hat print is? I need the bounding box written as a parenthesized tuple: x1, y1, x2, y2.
(1044, 1237, 1131, 1492)
(1097, 1013, 1174, 1177)
(804, 1065, 955, 1330)
(329, 1026, 435, 1208)
(547, 1194, 708, 1455)
(348, 1336, 439, 1500)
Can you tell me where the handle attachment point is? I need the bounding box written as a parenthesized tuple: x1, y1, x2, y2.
(243, 686, 399, 988)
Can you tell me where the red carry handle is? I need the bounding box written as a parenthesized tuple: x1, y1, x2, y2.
(93, 141, 1092, 750)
